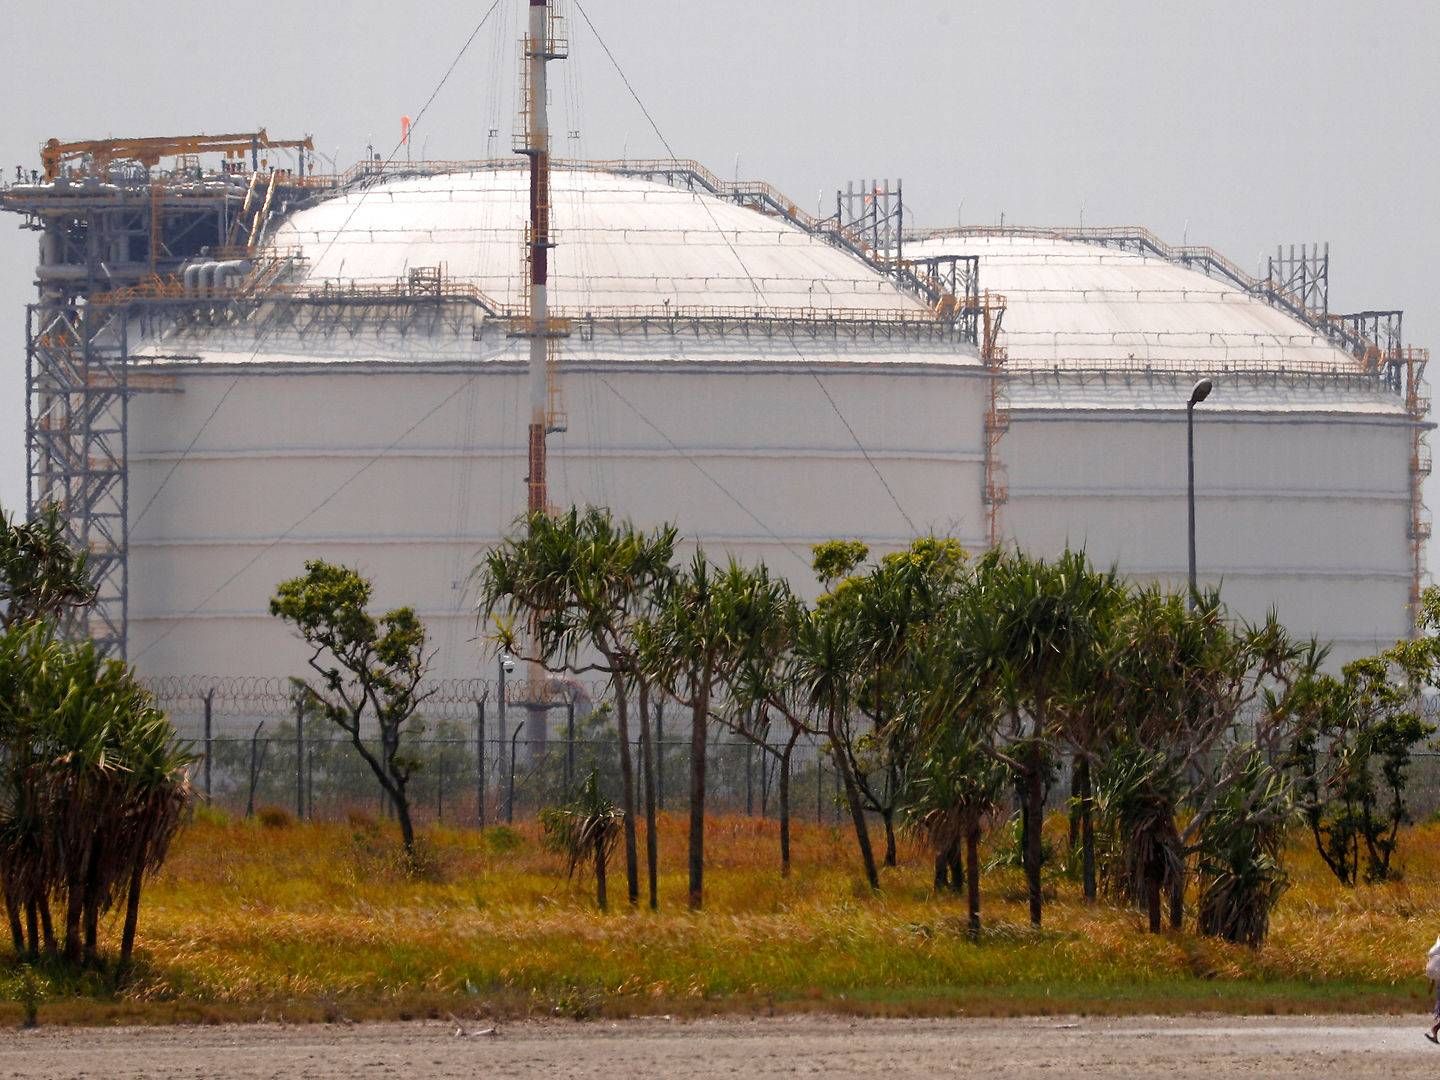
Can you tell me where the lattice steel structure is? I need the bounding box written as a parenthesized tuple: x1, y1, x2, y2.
(25, 300, 132, 653)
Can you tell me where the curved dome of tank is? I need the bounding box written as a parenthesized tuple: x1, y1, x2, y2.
(907, 230, 1371, 373)
(272, 168, 925, 314)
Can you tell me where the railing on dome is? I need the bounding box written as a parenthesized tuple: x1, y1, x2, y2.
(911, 224, 1407, 381)
(274, 156, 986, 343)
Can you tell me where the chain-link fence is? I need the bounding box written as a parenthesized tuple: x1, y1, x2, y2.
(143, 676, 1440, 825)
(145, 677, 850, 825)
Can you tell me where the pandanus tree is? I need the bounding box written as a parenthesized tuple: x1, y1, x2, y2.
(956, 549, 1116, 927)
(1176, 604, 1313, 943)
(270, 560, 432, 857)
(541, 771, 625, 911)
(705, 568, 811, 877)
(1089, 585, 1207, 931)
(792, 592, 879, 890)
(479, 508, 677, 909)
(0, 625, 192, 970)
(0, 503, 95, 631)
(0, 507, 191, 971)
(638, 553, 775, 909)
(903, 679, 1006, 935)
(808, 539, 968, 868)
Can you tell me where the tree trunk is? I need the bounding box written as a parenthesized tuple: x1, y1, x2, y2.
(934, 849, 949, 892)
(82, 847, 103, 966)
(1078, 757, 1096, 902)
(638, 683, 659, 910)
(118, 863, 144, 973)
(948, 843, 965, 894)
(1146, 875, 1162, 934)
(4, 893, 22, 955)
(612, 686, 640, 907)
(688, 693, 708, 910)
(966, 826, 982, 938)
(594, 834, 608, 912)
(1024, 765, 1044, 927)
(82, 900, 99, 966)
(24, 900, 38, 960)
(1168, 870, 1184, 931)
(834, 734, 879, 891)
(38, 897, 55, 956)
(1068, 762, 1082, 852)
(62, 878, 83, 964)
(882, 810, 898, 868)
(779, 732, 797, 878)
(393, 781, 416, 857)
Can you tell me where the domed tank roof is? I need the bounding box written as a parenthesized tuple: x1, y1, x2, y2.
(907, 231, 1362, 373)
(272, 168, 924, 315)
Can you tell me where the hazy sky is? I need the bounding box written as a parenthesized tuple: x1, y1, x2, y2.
(2, 0, 1438, 561)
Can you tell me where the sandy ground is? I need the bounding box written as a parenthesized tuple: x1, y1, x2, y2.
(0, 1014, 1435, 1078)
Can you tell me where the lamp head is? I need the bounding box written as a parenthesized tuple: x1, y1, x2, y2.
(1189, 378, 1213, 407)
(500, 654, 516, 675)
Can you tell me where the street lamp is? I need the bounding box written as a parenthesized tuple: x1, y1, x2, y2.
(1187, 377, 1214, 607)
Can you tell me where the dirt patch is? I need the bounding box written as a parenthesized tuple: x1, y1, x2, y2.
(0, 1014, 1434, 1078)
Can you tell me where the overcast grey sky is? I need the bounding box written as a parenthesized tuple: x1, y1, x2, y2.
(2, 0, 1438, 560)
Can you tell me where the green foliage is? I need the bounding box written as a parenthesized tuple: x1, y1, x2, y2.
(482, 826, 525, 855)
(0, 503, 94, 632)
(270, 560, 431, 855)
(1094, 740, 1185, 911)
(1289, 617, 1438, 885)
(0, 623, 194, 970)
(540, 772, 624, 909)
(1195, 747, 1297, 946)
(477, 505, 1439, 950)
(810, 539, 869, 587)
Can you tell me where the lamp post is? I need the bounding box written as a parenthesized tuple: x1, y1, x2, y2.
(494, 653, 514, 823)
(1187, 377, 1214, 607)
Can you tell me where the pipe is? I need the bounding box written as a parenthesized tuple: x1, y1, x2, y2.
(182, 261, 208, 292)
(196, 261, 221, 295)
(211, 260, 251, 292)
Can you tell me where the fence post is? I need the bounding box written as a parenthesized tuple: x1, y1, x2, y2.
(507, 722, 522, 824)
(436, 742, 445, 824)
(476, 698, 486, 828)
(295, 696, 305, 820)
(656, 698, 665, 811)
(202, 688, 215, 801)
(565, 701, 576, 799)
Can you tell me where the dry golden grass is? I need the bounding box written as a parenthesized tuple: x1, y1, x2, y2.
(4, 811, 1438, 1024)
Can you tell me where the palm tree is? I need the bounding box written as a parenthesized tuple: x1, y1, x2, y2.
(705, 567, 810, 876)
(541, 771, 625, 911)
(0, 503, 95, 633)
(479, 508, 676, 909)
(906, 709, 1005, 936)
(955, 549, 1115, 927)
(816, 538, 969, 868)
(0, 625, 192, 969)
(639, 553, 779, 909)
(793, 597, 879, 890)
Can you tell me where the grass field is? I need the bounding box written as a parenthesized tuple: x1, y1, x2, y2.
(3, 810, 1437, 1026)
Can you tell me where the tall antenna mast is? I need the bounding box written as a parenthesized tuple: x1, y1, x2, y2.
(518, 0, 566, 515)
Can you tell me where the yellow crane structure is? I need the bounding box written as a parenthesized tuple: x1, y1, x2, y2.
(41, 130, 313, 180)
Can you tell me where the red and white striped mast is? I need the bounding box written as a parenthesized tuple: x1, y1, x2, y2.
(519, 0, 563, 516)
